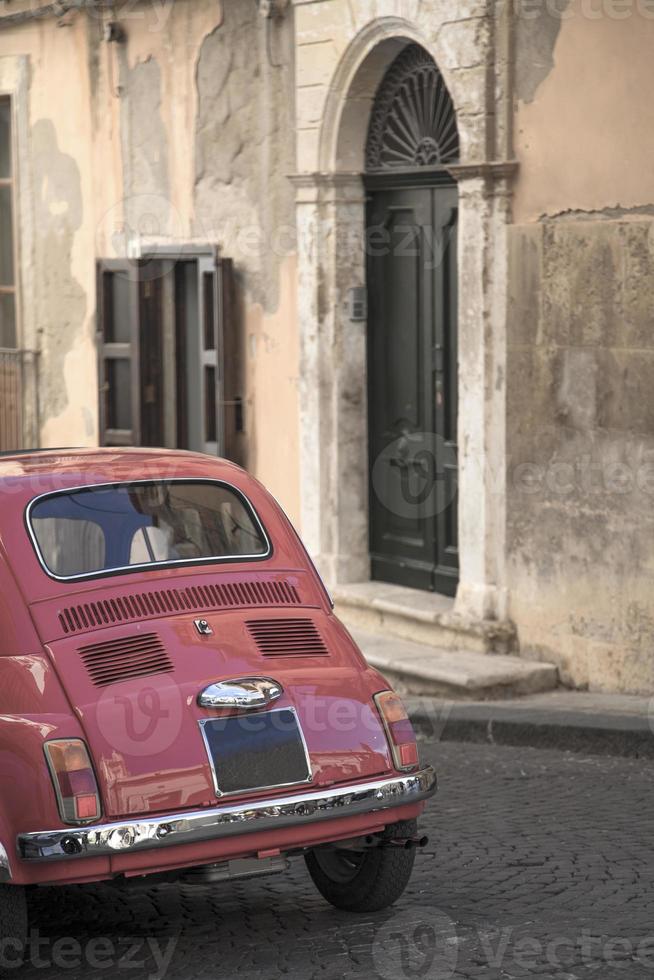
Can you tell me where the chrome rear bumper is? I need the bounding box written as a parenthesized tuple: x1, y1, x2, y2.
(18, 767, 437, 863)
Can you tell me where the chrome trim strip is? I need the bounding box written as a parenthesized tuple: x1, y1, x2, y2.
(25, 478, 272, 583)
(197, 677, 283, 710)
(18, 767, 437, 863)
(0, 843, 12, 881)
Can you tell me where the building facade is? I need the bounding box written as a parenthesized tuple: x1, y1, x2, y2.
(1, 0, 654, 693)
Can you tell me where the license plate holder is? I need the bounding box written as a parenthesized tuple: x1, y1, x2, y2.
(199, 707, 312, 797)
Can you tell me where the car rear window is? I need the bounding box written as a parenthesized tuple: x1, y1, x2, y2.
(28, 480, 270, 580)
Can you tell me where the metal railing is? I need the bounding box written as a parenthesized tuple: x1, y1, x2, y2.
(0, 348, 24, 452)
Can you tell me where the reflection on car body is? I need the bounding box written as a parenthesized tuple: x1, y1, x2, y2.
(0, 447, 436, 945)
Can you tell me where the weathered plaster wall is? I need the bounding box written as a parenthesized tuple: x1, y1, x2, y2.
(513, 0, 654, 220)
(3, 0, 301, 521)
(0, 19, 96, 447)
(192, 0, 300, 518)
(244, 254, 301, 523)
(508, 6, 654, 693)
(194, 0, 296, 312)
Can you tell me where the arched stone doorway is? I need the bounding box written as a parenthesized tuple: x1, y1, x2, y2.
(364, 43, 460, 596)
(293, 19, 516, 626)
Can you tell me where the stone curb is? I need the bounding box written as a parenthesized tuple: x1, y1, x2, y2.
(407, 699, 654, 759)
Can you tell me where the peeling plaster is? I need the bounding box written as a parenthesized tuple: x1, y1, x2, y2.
(514, 0, 570, 104)
(540, 204, 654, 222)
(194, 0, 295, 312)
(513, 7, 654, 221)
(118, 54, 171, 240)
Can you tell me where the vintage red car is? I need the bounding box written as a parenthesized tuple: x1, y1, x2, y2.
(0, 448, 436, 945)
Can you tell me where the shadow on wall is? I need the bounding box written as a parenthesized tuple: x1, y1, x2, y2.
(31, 118, 86, 424)
(514, 0, 572, 103)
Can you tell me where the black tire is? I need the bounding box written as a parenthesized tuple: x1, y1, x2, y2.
(305, 819, 417, 912)
(0, 885, 27, 967)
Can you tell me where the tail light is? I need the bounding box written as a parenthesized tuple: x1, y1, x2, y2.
(374, 691, 419, 772)
(44, 739, 101, 824)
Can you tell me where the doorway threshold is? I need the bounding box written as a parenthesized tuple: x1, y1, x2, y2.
(333, 581, 516, 655)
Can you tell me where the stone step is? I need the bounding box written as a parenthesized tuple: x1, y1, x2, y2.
(351, 628, 558, 701)
(334, 581, 517, 654)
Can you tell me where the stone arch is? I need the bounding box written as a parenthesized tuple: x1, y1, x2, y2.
(318, 18, 479, 175)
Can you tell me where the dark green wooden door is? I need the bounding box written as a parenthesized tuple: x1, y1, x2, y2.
(366, 180, 459, 595)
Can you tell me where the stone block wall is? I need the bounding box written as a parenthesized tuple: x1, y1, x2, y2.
(508, 2, 654, 692)
(507, 219, 654, 692)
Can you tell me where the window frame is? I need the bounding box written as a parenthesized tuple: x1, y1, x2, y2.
(97, 246, 237, 457)
(25, 477, 273, 583)
(0, 93, 19, 351)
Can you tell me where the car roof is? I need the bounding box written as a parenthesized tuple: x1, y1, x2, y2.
(0, 446, 246, 485)
(0, 447, 303, 604)
(0, 447, 79, 458)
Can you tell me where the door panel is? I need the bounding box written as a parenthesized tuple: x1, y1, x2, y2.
(433, 190, 459, 580)
(367, 182, 459, 595)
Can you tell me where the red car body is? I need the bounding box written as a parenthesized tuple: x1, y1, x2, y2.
(0, 448, 435, 910)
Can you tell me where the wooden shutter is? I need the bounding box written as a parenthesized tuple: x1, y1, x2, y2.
(196, 251, 238, 459)
(197, 252, 221, 456)
(97, 260, 141, 447)
(219, 257, 242, 463)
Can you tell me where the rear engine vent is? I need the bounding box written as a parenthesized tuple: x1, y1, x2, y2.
(246, 619, 329, 658)
(79, 633, 174, 687)
(59, 579, 301, 635)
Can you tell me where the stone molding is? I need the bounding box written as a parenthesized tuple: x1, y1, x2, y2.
(288, 171, 365, 204)
(446, 161, 519, 183)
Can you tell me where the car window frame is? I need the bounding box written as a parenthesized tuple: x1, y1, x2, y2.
(25, 478, 273, 583)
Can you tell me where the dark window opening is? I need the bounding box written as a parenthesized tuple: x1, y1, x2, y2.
(205, 366, 217, 444)
(203, 271, 216, 350)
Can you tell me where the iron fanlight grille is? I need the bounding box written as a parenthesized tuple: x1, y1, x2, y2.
(365, 44, 460, 172)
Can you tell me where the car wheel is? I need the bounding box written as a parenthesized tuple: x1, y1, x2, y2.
(305, 819, 417, 912)
(0, 885, 27, 962)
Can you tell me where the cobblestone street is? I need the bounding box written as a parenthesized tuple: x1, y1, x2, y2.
(14, 740, 654, 979)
